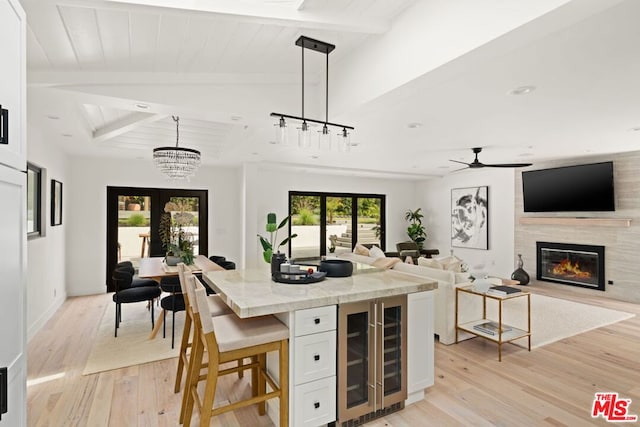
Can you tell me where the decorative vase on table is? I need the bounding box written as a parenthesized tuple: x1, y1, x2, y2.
(165, 255, 181, 266)
(271, 252, 287, 276)
(511, 254, 530, 285)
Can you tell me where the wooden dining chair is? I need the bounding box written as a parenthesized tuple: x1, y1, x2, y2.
(173, 264, 233, 396)
(182, 286, 289, 427)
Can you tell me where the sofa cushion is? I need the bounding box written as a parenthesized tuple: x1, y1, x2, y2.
(353, 243, 370, 256)
(373, 257, 402, 269)
(369, 245, 386, 259)
(417, 257, 444, 270)
(338, 252, 377, 265)
(392, 262, 455, 284)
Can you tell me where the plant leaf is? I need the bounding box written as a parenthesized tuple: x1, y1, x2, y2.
(263, 248, 273, 263)
(258, 235, 272, 251)
(277, 215, 290, 230)
(278, 233, 297, 248)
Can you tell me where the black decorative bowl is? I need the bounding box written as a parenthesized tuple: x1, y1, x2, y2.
(319, 259, 353, 277)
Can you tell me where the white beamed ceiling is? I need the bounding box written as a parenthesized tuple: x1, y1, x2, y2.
(23, 0, 640, 178)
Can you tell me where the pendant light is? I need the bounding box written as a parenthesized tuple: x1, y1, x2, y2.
(153, 116, 201, 180)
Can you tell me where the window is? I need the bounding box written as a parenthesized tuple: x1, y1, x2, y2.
(27, 162, 43, 237)
(289, 191, 385, 260)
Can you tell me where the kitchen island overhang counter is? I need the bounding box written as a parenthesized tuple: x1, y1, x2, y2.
(202, 265, 438, 318)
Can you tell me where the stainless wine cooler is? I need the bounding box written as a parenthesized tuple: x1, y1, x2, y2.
(337, 295, 407, 426)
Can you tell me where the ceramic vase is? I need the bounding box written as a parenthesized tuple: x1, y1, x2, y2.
(511, 254, 530, 285)
(271, 252, 287, 276)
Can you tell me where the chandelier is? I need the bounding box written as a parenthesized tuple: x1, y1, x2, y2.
(270, 36, 354, 151)
(153, 116, 201, 180)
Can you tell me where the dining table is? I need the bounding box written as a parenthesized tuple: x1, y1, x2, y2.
(137, 255, 224, 339)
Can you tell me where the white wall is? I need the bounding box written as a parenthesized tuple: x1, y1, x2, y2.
(66, 157, 242, 296)
(26, 125, 69, 339)
(416, 168, 516, 278)
(242, 164, 419, 269)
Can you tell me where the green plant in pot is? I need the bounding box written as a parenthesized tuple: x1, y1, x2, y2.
(159, 202, 196, 265)
(405, 208, 427, 250)
(257, 213, 297, 274)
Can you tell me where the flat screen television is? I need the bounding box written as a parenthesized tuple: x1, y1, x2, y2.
(522, 161, 615, 212)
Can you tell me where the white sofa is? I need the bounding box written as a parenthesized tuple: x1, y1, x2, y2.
(339, 253, 476, 345)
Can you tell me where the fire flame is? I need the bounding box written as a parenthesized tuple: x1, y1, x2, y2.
(552, 259, 592, 278)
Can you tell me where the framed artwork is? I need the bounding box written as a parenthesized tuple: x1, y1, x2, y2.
(451, 186, 488, 250)
(51, 179, 63, 226)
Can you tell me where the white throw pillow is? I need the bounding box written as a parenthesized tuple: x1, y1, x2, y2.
(417, 257, 444, 269)
(369, 245, 386, 259)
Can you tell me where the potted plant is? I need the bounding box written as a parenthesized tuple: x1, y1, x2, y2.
(405, 208, 427, 250)
(257, 213, 297, 274)
(159, 201, 195, 265)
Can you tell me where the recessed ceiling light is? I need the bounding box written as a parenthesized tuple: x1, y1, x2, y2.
(231, 115, 242, 121)
(251, 152, 259, 156)
(508, 85, 536, 96)
(437, 165, 449, 169)
(135, 103, 150, 110)
(629, 126, 640, 132)
(407, 122, 422, 129)
(62, 133, 73, 137)
(47, 115, 60, 120)
(311, 155, 319, 159)
(268, 140, 277, 145)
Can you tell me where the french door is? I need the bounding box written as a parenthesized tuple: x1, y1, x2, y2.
(288, 191, 385, 260)
(105, 186, 208, 291)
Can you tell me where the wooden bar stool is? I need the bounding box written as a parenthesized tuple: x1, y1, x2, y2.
(183, 286, 289, 426)
(174, 264, 233, 396)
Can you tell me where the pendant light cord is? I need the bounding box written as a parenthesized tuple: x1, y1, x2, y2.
(325, 51, 329, 125)
(172, 115, 179, 148)
(301, 45, 305, 119)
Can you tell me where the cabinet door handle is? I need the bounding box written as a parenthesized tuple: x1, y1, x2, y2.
(314, 401, 320, 409)
(0, 106, 8, 145)
(314, 317, 320, 324)
(313, 353, 320, 361)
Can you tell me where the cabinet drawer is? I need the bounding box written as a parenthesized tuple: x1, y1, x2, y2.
(294, 305, 336, 337)
(294, 376, 336, 427)
(294, 330, 336, 385)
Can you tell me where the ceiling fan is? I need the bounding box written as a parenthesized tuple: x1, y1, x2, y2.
(450, 147, 532, 170)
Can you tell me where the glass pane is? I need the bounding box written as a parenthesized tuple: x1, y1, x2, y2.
(117, 195, 151, 266)
(290, 195, 321, 260)
(327, 196, 352, 255)
(356, 197, 381, 249)
(166, 197, 200, 256)
(383, 305, 402, 396)
(346, 311, 369, 408)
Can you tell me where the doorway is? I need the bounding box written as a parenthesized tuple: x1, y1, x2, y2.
(106, 186, 208, 291)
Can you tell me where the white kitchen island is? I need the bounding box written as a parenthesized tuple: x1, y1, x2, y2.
(203, 264, 437, 426)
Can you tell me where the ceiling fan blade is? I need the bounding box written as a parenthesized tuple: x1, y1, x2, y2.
(449, 159, 470, 166)
(483, 163, 533, 168)
(449, 166, 470, 173)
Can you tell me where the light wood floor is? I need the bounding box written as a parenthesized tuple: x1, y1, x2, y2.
(27, 282, 640, 426)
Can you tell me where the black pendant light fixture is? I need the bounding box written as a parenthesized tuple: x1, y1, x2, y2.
(271, 36, 354, 152)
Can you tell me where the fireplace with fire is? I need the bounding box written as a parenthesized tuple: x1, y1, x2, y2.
(536, 242, 605, 291)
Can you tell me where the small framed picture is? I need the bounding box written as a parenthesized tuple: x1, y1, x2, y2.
(51, 179, 63, 226)
(451, 186, 488, 250)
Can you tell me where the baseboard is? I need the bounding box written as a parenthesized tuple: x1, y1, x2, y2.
(27, 294, 66, 342)
(406, 389, 425, 406)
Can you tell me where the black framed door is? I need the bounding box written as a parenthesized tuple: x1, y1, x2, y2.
(106, 186, 208, 291)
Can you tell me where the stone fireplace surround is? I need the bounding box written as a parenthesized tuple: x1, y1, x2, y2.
(514, 152, 640, 304)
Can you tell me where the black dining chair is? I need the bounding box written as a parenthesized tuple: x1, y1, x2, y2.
(116, 261, 158, 287)
(160, 276, 185, 348)
(112, 269, 161, 337)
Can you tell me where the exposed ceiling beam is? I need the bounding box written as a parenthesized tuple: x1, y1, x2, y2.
(93, 112, 166, 143)
(295, 0, 308, 11)
(28, 71, 302, 87)
(43, 0, 389, 34)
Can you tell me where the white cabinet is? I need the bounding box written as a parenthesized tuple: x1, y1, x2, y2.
(407, 291, 434, 405)
(0, 0, 26, 171)
(0, 0, 26, 424)
(270, 305, 337, 427)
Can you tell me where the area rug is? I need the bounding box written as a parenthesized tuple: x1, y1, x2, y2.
(83, 301, 184, 375)
(485, 294, 635, 349)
